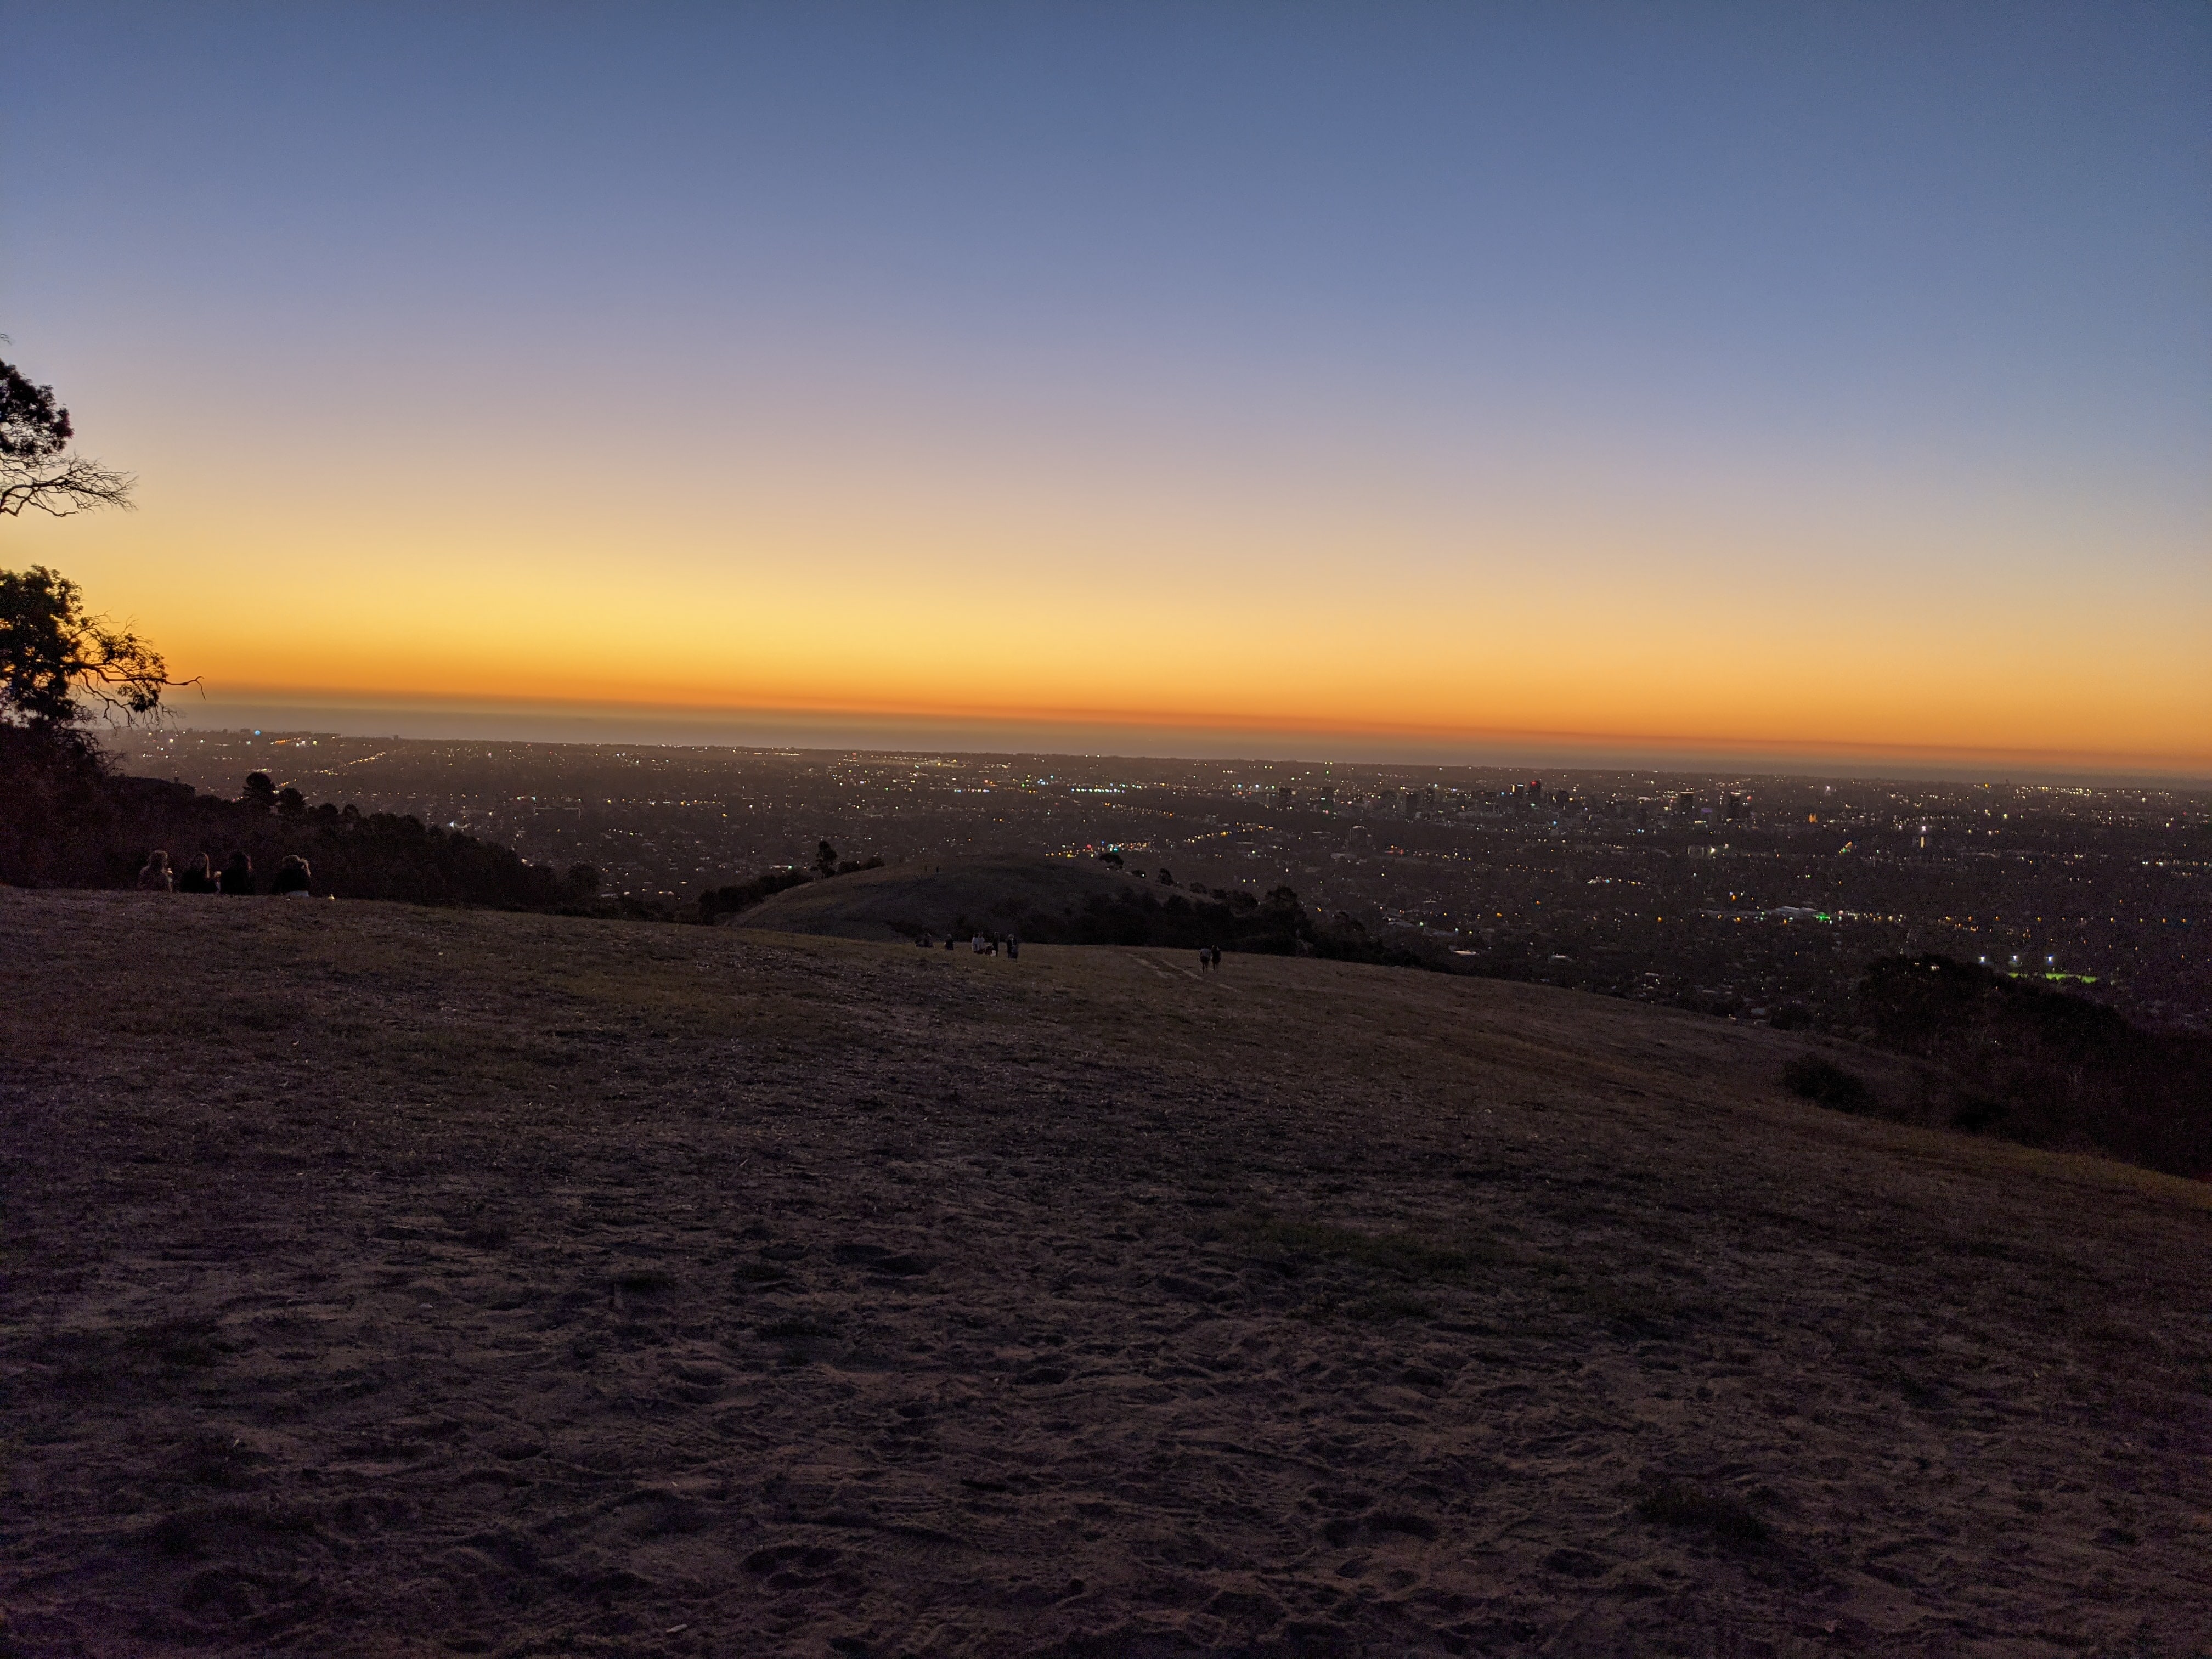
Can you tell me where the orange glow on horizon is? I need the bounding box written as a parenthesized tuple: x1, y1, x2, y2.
(12, 398, 2208, 778)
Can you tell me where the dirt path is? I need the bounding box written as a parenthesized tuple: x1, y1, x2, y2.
(3, 891, 2207, 1657)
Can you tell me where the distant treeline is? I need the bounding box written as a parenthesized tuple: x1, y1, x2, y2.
(696, 858, 1437, 964)
(941, 883, 1319, 952)
(697, 842, 887, 923)
(1793, 953, 2212, 1178)
(0, 726, 608, 912)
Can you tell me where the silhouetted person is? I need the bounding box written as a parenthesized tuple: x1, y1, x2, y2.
(1198, 945, 1210, 973)
(136, 850, 173, 891)
(176, 853, 218, 894)
(1006, 934, 1018, 960)
(218, 852, 255, 895)
(271, 854, 312, 897)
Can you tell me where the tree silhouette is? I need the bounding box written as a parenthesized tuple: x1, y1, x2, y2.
(1, 357, 185, 730)
(0, 565, 187, 727)
(0, 355, 134, 521)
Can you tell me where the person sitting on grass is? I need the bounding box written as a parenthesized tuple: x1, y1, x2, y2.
(136, 850, 173, 891)
(271, 854, 312, 897)
(218, 851, 255, 895)
(175, 853, 219, 894)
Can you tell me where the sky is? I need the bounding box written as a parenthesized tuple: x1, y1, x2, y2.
(3, 2, 2207, 775)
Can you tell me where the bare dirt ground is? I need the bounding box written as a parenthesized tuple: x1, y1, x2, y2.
(3, 890, 2208, 1658)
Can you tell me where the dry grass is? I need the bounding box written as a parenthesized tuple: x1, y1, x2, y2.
(3, 890, 2209, 1658)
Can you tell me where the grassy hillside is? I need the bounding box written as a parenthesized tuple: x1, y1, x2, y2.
(3, 892, 2207, 1657)
(731, 854, 1154, 940)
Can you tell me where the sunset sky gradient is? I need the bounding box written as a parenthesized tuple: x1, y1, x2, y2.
(4, 3, 2207, 773)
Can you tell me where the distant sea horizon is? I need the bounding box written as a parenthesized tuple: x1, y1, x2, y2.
(122, 693, 2211, 791)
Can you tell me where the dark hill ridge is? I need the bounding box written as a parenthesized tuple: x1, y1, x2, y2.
(730, 854, 1171, 940)
(2, 890, 2207, 1656)
(733, 854, 1336, 958)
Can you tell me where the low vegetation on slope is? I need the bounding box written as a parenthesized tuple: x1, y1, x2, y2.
(0, 727, 605, 911)
(726, 854, 1331, 956)
(2, 892, 2205, 1657)
(1772, 953, 2212, 1179)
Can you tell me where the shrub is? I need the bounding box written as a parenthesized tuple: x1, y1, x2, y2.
(1782, 1056, 1874, 1113)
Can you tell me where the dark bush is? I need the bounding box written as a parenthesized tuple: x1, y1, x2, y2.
(698, 866, 813, 923)
(0, 735, 595, 912)
(1782, 1056, 1874, 1113)
(1858, 953, 2212, 1177)
(1949, 1097, 2007, 1133)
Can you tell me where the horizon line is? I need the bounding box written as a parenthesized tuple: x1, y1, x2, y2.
(118, 689, 2212, 791)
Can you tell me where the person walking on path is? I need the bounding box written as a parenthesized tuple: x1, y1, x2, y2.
(136, 851, 173, 891)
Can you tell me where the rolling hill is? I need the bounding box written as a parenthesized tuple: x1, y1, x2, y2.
(730, 855, 1169, 941)
(3, 890, 2206, 1657)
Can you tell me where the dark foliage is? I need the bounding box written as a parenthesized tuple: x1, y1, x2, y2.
(0, 727, 601, 911)
(1782, 1056, 1875, 1114)
(1857, 953, 2212, 1177)
(882, 879, 1434, 964)
(699, 867, 817, 923)
(1, 565, 183, 724)
(0, 359, 72, 461)
(921, 882, 1301, 951)
(698, 857, 886, 922)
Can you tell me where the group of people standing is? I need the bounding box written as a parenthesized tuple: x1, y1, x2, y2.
(1197, 944, 1226, 972)
(136, 850, 314, 897)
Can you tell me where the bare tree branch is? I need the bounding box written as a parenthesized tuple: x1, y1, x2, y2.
(0, 454, 137, 520)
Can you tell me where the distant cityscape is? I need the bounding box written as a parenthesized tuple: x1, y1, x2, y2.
(114, 731, 2209, 1037)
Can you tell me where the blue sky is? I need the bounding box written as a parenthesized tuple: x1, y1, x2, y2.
(4, 2, 2207, 770)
